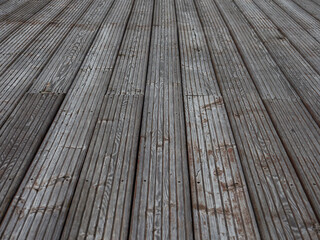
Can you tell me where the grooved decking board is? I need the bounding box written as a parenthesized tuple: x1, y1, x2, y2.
(271, 0, 320, 42)
(0, 0, 32, 18)
(0, 0, 116, 223)
(291, 0, 320, 20)
(0, 0, 134, 237)
(0, 0, 53, 43)
(61, 0, 154, 238)
(0, 93, 64, 221)
(252, 0, 320, 74)
(0, 0, 319, 238)
(175, 0, 260, 238)
(0, 0, 97, 127)
(29, 0, 116, 94)
(129, 0, 193, 238)
(0, 0, 76, 72)
(194, 0, 320, 239)
(213, 0, 320, 221)
(0, 0, 115, 127)
(233, 0, 320, 126)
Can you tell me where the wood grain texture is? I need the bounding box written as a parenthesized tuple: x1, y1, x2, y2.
(62, 0, 155, 238)
(0, 93, 64, 222)
(233, 0, 320, 126)
(129, 0, 193, 238)
(0, 0, 33, 19)
(194, 0, 320, 238)
(0, 0, 134, 237)
(271, 0, 320, 42)
(0, 0, 98, 127)
(0, 0, 115, 224)
(29, 0, 116, 94)
(291, 0, 320, 21)
(213, 0, 320, 222)
(0, 0, 319, 238)
(0, 0, 75, 74)
(0, 0, 53, 42)
(175, 0, 260, 238)
(252, 0, 320, 74)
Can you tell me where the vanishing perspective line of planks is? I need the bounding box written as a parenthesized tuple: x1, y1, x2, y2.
(0, 0, 319, 239)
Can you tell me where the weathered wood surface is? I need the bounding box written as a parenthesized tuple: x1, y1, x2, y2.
(0, 93, 64, 221)
(0, 0, 97, 127)
(0, 0, 134, 237)
(0, 0, 116, 224)
(175, 0, 260, 238)
(29, 0, 115, 94)
(62, 0, 156, 238)
(252, 0, 320, 74)
(0, 0, 76, 71)
(0, 0, 33, 18)
(130, 0, 193, 238)
(0, 0, 53, 42)
(0, 0, 319, 239)
(213, 0, 320, 222)
(291, 0, 320, 20)
(271, 0, 320, 42)
(194, 0, 320, 238)
(234, 0, 320, 126)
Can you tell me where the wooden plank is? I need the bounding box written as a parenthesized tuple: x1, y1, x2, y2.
(194, 0, 320, 238)
(0, 0, 116, 223)
(213, 0, 320, 221)
(251, 0, 320, 74)
(0, 0, 53, 43)
(0, 0, 32, 19)
(233, 0, 320, 126)
(0, 0, 46, 21)
(174, 0, 261, 238)
(29, 0, 116, 94)
(0, 93, 64, 221)
(62, 0, 155, 238)
(0, 0, 134, 238)
(0, 0, 76, 73)
(271, 0, 320, 42)
(291, 0, 320, 21)
(0, 0, 98, 127)
(0, 0, 116, 128)
(129, 0, 193, 238)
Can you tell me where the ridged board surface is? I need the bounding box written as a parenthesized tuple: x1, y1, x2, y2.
(130, 0, 193, 238)
(0, 0, 319, 238)
(175, 0, 260, 238)
(0, 0, 134, 237)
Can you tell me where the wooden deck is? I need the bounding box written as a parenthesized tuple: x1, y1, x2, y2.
(0, 0, 319, 238)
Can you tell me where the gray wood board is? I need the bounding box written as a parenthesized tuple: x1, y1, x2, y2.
(0, 93, 64, 221)
(252, 0, 320, 74)
(194, 0, 320, 238)
(130, 0, 193, 238)
(291, 0, 320, 20)
(271, 0, 320, 42)
(0, 0, 116, 223)
(175, 0, 260, 238)
(233, 0, 320, 126)
(0, 0, 77, 72)
(0, 0, 98, 127)
(214, 0, 320, 221)
(62, 0, 156, 238)
(0, 0, 135, 238)
(0, 0, 53, 43)
(0, 0, 32, 19)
